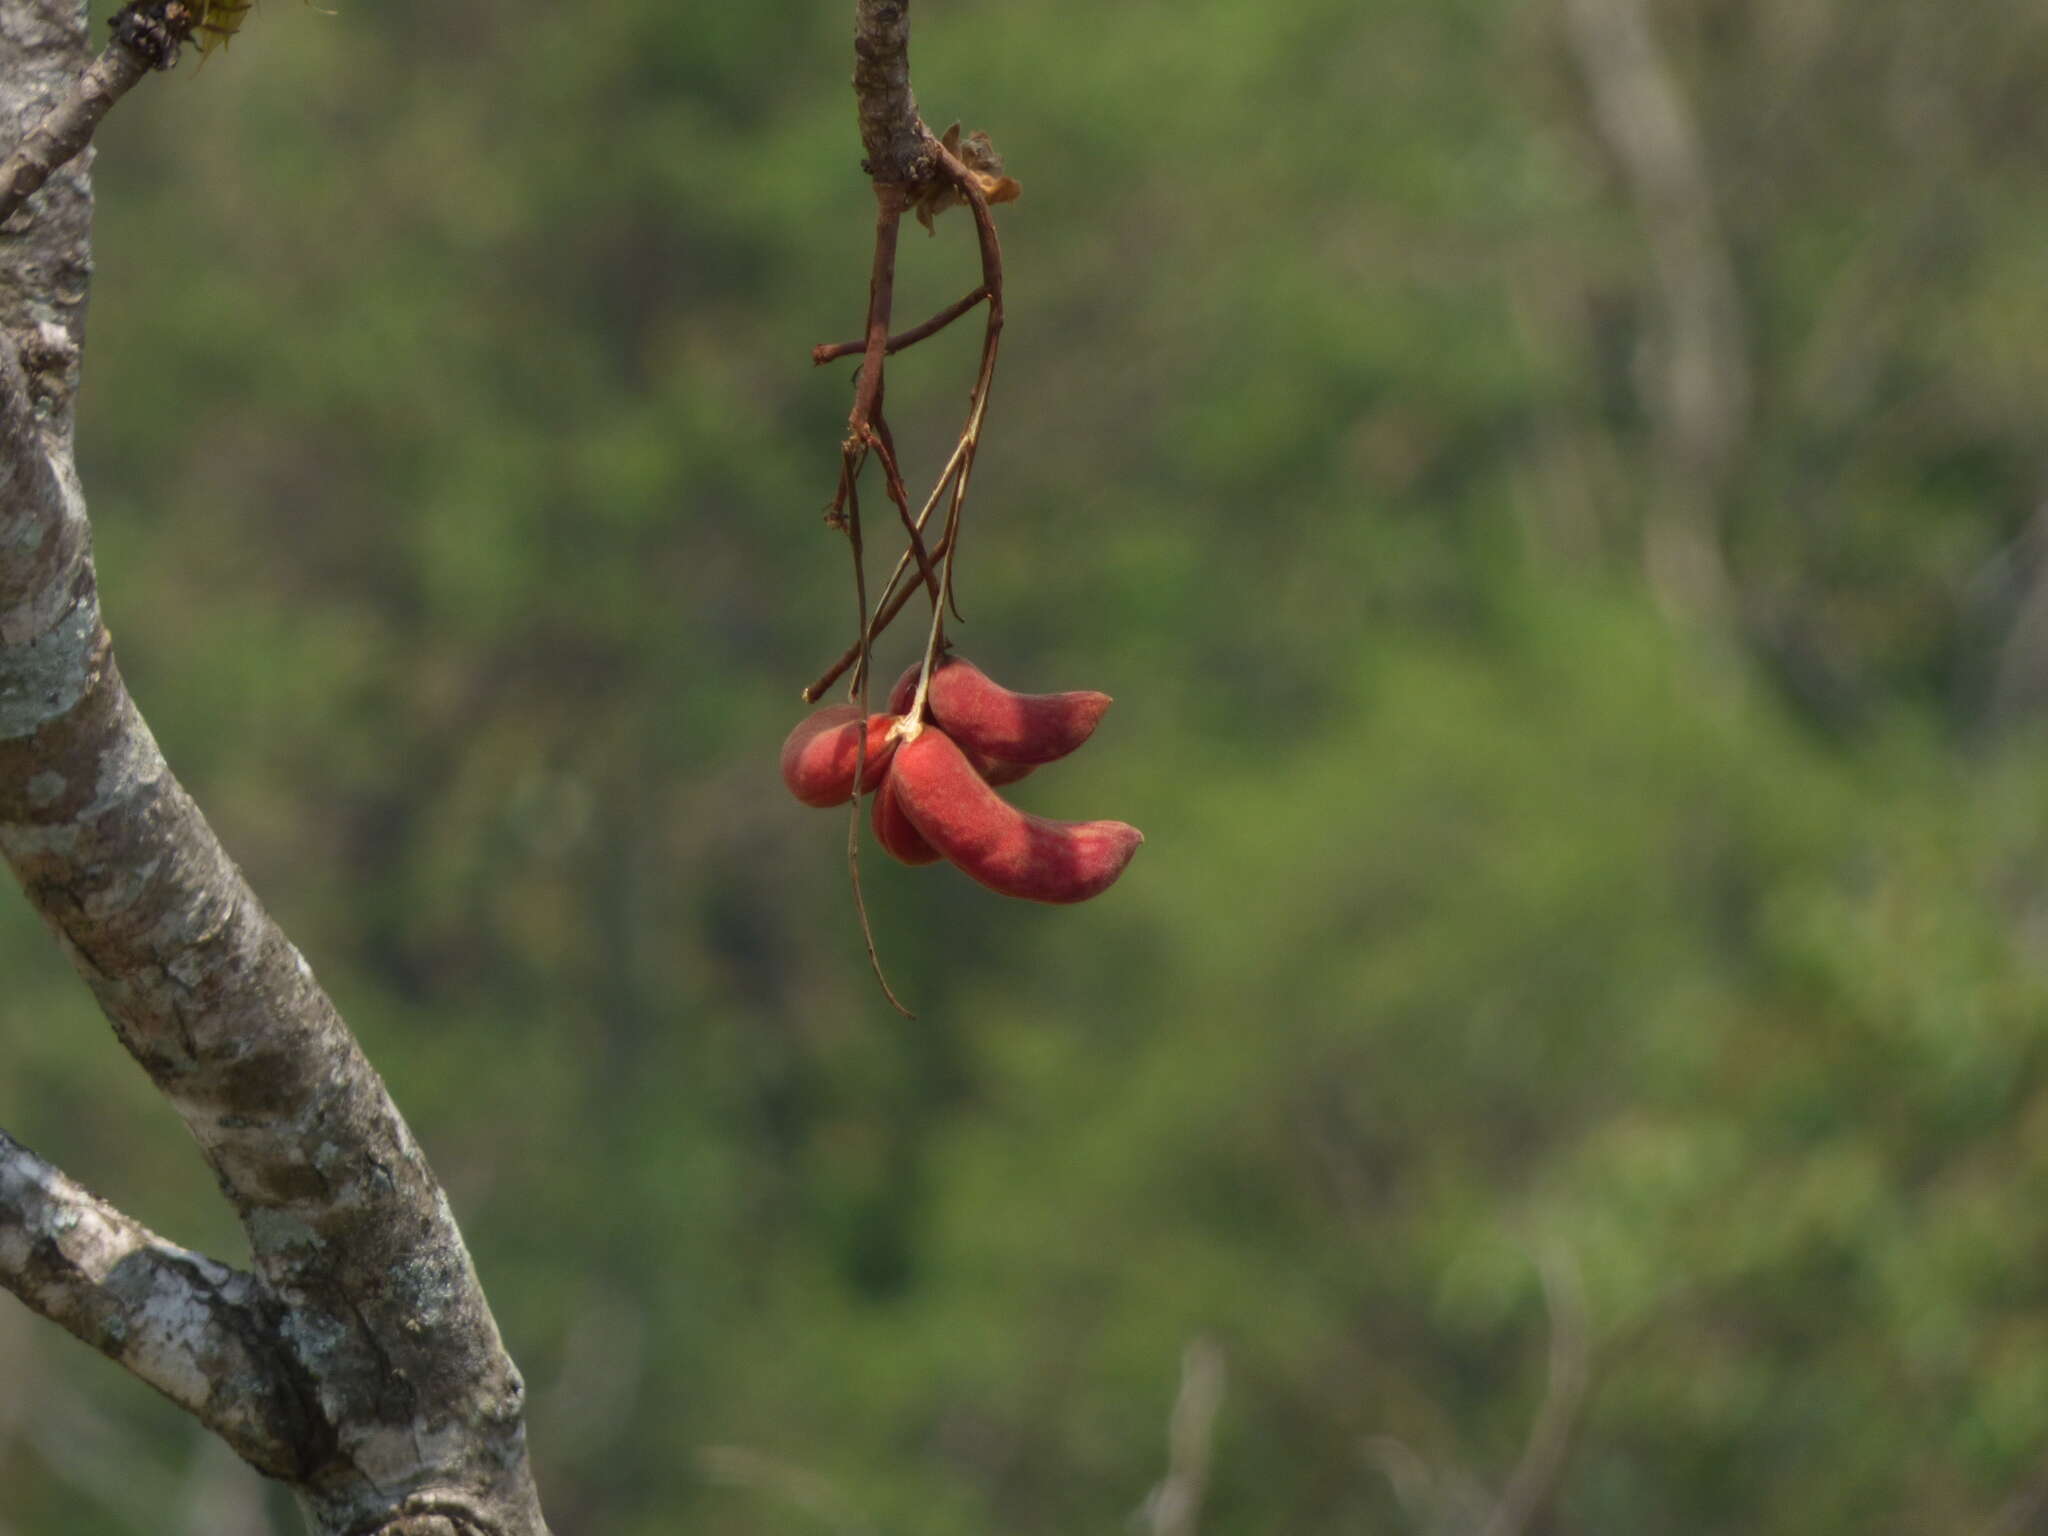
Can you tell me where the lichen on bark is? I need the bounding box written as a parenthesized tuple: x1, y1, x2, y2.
(0, 3, 549, 1530)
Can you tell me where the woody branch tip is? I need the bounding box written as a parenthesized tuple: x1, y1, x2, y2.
(0, 2, 195, 230)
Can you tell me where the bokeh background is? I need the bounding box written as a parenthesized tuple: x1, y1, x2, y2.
(8, 0, 2048, 1530)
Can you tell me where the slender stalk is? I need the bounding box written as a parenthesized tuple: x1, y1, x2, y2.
(864, 420, 940, 607)
(846, 188, 907, 445)
(806, 139, 1008, 704)
(829, 170, 918, 1017)
(899, 142, 1006, 713)
(813, 285, 990, 365)
(803, 441, 969, 702)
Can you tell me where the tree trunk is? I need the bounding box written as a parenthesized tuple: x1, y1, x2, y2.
(0, 4, 550, 1530)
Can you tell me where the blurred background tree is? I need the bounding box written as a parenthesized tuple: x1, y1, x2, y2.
(7, 0, 2048, 1531)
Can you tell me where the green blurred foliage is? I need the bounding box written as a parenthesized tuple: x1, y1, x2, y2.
(7, 0, 2048, 1531)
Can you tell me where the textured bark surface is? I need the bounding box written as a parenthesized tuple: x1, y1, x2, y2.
(0, 4, 549, 1532)
(853, 0, 931, 185)
(0, 35, 148, 229)
(0, 1126, 310, 1475)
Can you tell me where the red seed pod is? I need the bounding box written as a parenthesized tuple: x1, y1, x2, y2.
(889, 661, 1035, 784)
(871, 773, 943, 865)
(888, 657, 1097, 776)
(974, 753, 1037, 788)
(779, 706, 898, 808)
(890, 727, 1143, 904)
(928, 657, 1111, 764)
(887, 664, 919, 718)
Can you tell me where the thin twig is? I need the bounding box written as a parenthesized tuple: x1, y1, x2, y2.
(846, 187, 907, 441)
(1563, 0, 1745, 622)
(902, 489, 963, 732)
(832, 182, 917, 1018)
(933, 142, 1008, 336)
(840, 488, 913, 1019)
(802, 442, 968, 702)
(933, 139, 1008, 622)
(812, 284, 990, 365)
(808, 13, 1013, 706)
(1143, 1339, 1227, 1536)
(1479, 1244, 1590, 1536)
(863, 419, 940, 606)
(0, 5, 191, 229)
(807, 527, 958, 704)
(899, 142, 1006, 719)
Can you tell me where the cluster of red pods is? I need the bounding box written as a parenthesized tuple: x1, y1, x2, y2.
(779, 657, 1143, 903)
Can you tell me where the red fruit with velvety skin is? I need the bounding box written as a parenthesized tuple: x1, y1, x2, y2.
(779, 706, 898, 807)
(924, 657, 1111, 764)
(888, 661, 1037, 785)
(871, 774, 943, 865)
(887, 657, 1109, 776)
(972, 752, 1037, 788)
(890, 727, 1142, 904)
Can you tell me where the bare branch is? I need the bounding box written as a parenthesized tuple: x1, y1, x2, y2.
(845, 183, 907, 450)
(802, 516, 959, 703)
(1563, 0, 1746, 620)
(0, 2, 194, 231)
(864, 420, 940, 604)
(1479, 1245, 1591, 1536)
(0, 1127, 306, 1477)
(852, 0, 930, 185)
(0, 4, 546, 1528)
(811, 284, 988, 365)
(803, 137, 1009, 705)
(0, 443, 545, 1527)
(1141, 1339, 1227, 1536)
(1563, 0, 1747, 481)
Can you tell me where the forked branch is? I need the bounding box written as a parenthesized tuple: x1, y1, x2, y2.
(0, 1, 193, 229)
(0, 5, 548, 1529)
(0, 1129, 307, 1477)
(801, 50, 1009, 705)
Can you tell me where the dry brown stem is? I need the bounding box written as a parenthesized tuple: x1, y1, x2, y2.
(812, 284, 989, 365)
(801, 1, 1020, 1011)
(803, 122, 1007, 707)
(863, 422, 940, 604)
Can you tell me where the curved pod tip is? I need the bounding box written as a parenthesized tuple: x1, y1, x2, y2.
(889, 657, 1088, 775)
(891, 728, 1142, 904)
(926, 656, 1111, 765)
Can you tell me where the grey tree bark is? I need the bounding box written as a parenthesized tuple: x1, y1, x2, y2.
(0, 2, 549, 1531)
(1563, 0, 1749, 625)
